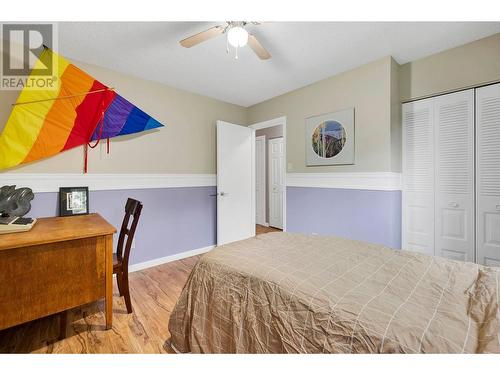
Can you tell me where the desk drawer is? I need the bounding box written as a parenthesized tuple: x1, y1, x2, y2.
(0, 236, 107, 330)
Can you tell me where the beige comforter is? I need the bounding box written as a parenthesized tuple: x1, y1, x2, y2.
(168, 233, 500, 353)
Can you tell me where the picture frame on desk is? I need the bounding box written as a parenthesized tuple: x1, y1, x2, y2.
(59, 187, 89, 217)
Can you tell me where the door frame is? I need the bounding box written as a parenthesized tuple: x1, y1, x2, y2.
(249, 116, 287, 231)
(255, 135, 266, 226)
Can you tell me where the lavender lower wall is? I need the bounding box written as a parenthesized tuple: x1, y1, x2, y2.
(29, 186, 217, 265)
(27, 185, 400, 266)
(287, 187, 402, 249)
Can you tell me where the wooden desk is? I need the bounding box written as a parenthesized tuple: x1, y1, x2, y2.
(0, 214, 116, 331)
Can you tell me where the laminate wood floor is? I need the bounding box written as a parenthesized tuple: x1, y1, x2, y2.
(256, 225, 282, 235)
(0, 228, 283, 353)
(0, 256, 200, 353)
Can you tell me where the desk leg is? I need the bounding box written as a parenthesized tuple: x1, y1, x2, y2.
(59, 310, 67, 340)
(105, 234, 113, 329)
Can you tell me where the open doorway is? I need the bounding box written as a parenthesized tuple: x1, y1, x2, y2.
(249, 117, 286, 234)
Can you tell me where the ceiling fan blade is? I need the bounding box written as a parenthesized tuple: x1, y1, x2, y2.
(248, 34, 271, 60)
(180, 25, 224, 48)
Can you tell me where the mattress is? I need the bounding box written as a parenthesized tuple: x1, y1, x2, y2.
(168, 232, 500, 353)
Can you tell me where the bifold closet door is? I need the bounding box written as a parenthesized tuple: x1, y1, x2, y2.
(476, 83, 500, 267)
(402, 98, 435, 255)
(434, 89, 474, 262)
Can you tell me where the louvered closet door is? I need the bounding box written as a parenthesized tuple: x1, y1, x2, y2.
(402, 99, 435, 255)
(434, 90, 474, 262)
(476, 83, 500, 267)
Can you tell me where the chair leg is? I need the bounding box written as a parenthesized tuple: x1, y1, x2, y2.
(116, 271, 124, 296)
(122, 271, 133, 314)
(59, 310, 67, 340)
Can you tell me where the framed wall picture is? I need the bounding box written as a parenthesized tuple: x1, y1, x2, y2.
(59, 187, 89, 217)
(305, 108, 355, 166)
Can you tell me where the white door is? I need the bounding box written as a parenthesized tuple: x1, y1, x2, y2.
(434, 90, 475, 262)
(255, 135, 266, 226)
(269, 137, 284, 229)
(476, 83, 500, 267)
(402, 98, 435, 256)
(216, 121, 255, 246)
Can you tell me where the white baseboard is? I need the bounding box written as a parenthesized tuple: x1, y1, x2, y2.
(128, 245, 215, 273)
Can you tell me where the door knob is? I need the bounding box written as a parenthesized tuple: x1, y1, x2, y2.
(209, 192, 228, 197)
(496, 204, 500, 211)
(449, 202, 459, 208)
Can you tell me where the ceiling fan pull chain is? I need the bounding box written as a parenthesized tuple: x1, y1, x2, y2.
(236, 45, 239, 59)
(226, 34, 229, 54)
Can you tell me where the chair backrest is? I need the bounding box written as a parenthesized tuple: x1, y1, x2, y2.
(116, 198, 143, 271)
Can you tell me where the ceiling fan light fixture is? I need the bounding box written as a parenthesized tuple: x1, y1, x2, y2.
(179, 22, 270, 60)
(227, 26, 248, 48)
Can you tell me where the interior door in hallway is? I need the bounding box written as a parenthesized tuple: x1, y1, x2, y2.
(269, 137, 284, 229)
(255, 135, 266, 226)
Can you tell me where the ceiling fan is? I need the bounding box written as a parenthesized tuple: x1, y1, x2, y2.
(180, 21, 271, 60)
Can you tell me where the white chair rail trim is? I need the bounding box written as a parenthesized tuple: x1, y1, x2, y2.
(1, 172, 401, 193)
(0, 173, 217, 193)
(287, 172, 402, 191)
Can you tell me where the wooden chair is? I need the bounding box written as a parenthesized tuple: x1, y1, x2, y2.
(114, 198, 143, 314)
(59, 198, 143, 339)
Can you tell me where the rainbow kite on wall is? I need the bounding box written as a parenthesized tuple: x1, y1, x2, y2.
(0, 47, 164, 172)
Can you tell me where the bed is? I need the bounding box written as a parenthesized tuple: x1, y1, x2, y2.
(168, 232, 500, 353)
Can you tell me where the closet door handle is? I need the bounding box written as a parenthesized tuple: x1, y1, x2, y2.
(448, 202, 459, 208)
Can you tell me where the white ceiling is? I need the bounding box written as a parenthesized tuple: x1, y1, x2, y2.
(57, 22, 500, 107)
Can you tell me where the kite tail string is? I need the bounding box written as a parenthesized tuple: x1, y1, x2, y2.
(84, 98, 106, 173)
(84, 144, 88, 174)
(88, 106, 105, 149)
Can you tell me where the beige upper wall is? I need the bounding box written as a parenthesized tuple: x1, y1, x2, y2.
(247, 56, 394, 173)
(0, 60, 247, 174)
(248, 34, 500, 174)
(400, 33, 500, 102)
(2, 32, 499, 176)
